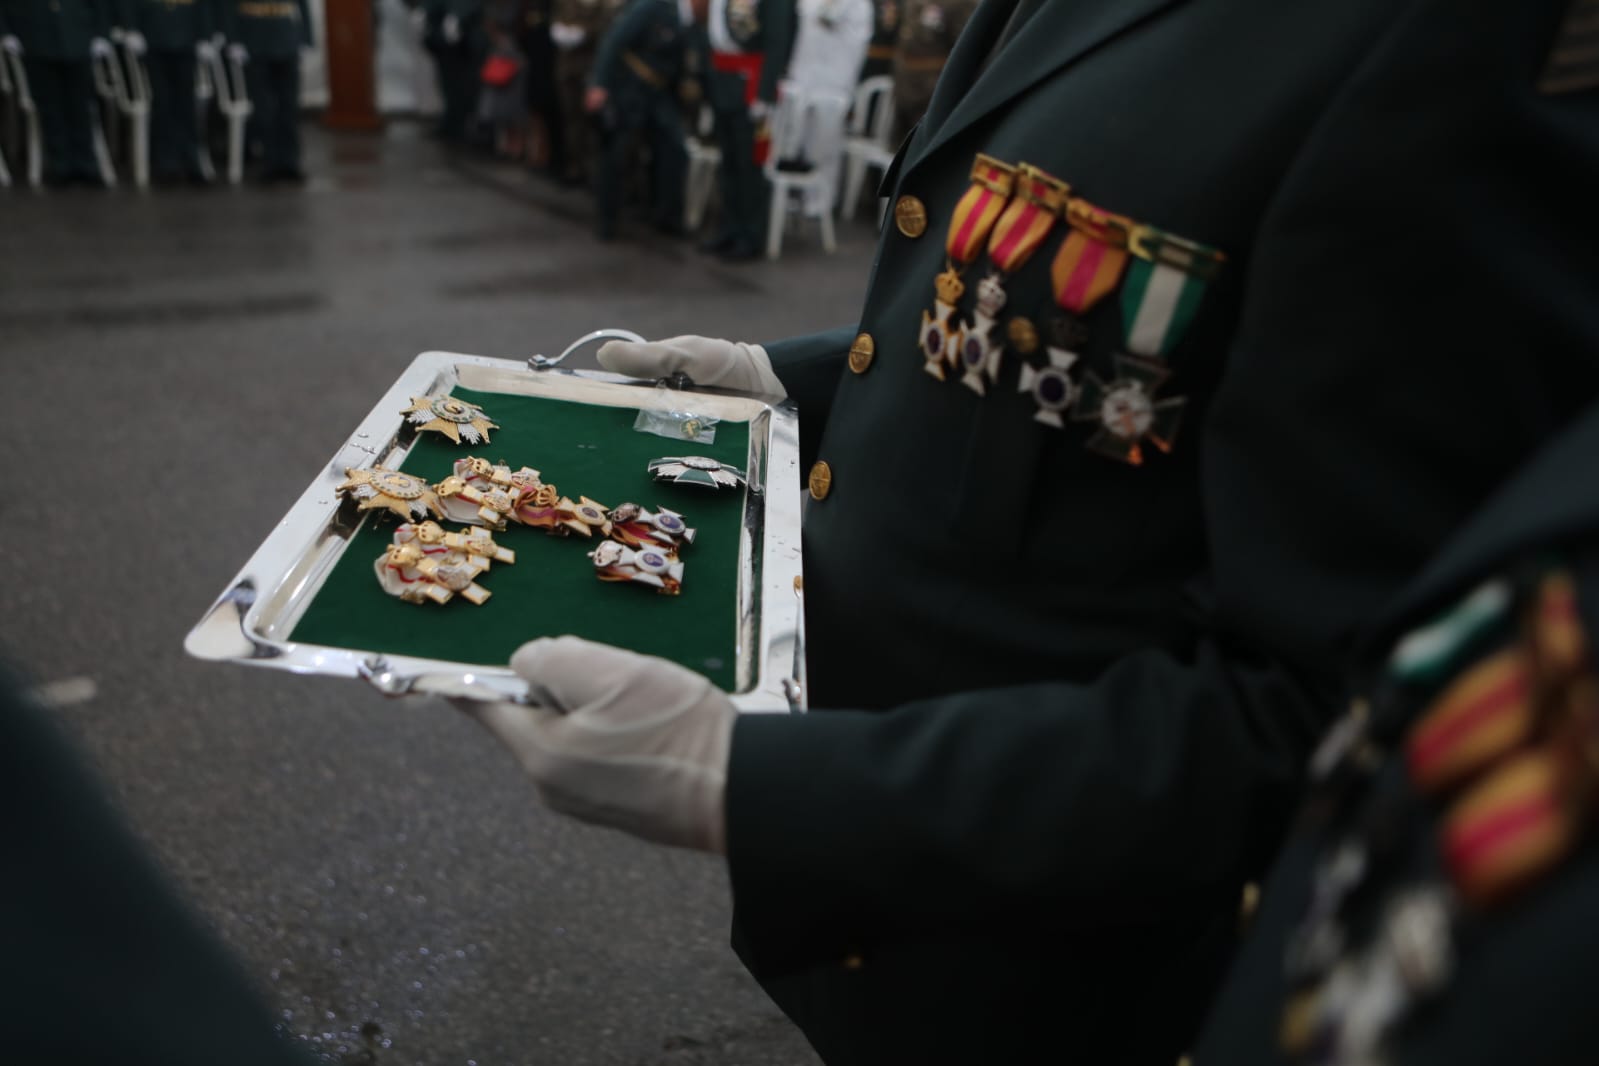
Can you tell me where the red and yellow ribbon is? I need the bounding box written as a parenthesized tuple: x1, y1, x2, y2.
(1406, 648, 1534, 796)
(1443, 751, 1577, 908)
(945, 154, 1016, 266)
(1050, 198, 1133, 315)
(985, 164, 1068, 275)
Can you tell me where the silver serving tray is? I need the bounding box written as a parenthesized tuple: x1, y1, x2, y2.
(185, 350, 806, 712)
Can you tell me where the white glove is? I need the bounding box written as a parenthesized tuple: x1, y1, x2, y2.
(748, 98, 770, 122)
(549, 20, 587, 49)
(89, 36, 114, 59)
(466, 637, 736, 853)
(596, 335, 786, 398)
(442, 13, 461, 43)
(410, 7, 427, 33)
(124, 30, 146, 53)
(195, 38, 217, 60)
(226, 42, 248, 63)
(0, 35, 20, 55)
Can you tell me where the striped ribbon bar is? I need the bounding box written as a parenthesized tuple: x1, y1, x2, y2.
(1051, 199, 1134, 315)
(946, 154, 1017, 266)
(1406, 648, 1534, 796)
(985, 164, 1068, 274)
(1443, 751, 1576, 908)
(1120, 225, 1226, 359)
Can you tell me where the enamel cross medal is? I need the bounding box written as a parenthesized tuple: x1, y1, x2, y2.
(1017, 198, 1133, 426)
(920, 155, 1015, 381)
(958, 163, 1068, 395)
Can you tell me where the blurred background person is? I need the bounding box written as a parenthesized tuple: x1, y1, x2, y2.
(122, 0, 219, 184)
(515, 0, 561, 173)
(773, 0, 869, 214)
(221, 0, 311, 181)
(548, 0, 616, 184)
(423, 0, 485, 143)
(889, 0, 968, 140)
(858, 0, 891, 82)
(1, 0, 114, 186)
(585, 0, 697, 240)
(477, 0, 527, 158)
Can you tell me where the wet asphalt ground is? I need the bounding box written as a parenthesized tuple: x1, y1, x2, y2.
(0, 122, 879, 1065)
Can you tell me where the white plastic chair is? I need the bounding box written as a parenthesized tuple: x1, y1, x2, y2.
(195, 46, 252, 183)
(763, 81, 850, 259)
(840, 74, 894, 219)
(684, 102, 721, 232)
(1, 49, 43, 187)
(92, 40, 150, 186)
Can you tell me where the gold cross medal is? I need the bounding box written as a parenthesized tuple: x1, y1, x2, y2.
(435, 457, 545, 525)
(1016, 198, 1133, 426)
(957, 163, 1067, 395)
(590, 539, 685, 595)
(374, 521, 503, 605)
(608, 502, 697, 550)
(921, 155, 1015, 381)
(434, 474, 520, 531)
(402, 394, 498, 445)
(337, 467, 443, 522)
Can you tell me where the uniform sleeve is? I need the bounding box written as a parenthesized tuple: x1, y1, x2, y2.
(589, 0, 644, 89)
(295, 0, 313, 44)
(762, 324, 854, 468)
(726, 0, 1599, 975)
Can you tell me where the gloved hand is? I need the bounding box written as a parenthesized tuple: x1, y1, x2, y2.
(596, 335, 786, 398)
(195, 37, 217, 60)
(748, 98, 770, 122)
(442, 13, 461, 43)
(226, 42, 248, 63)
(0, 35, 21, 55)
(89, 36, 114, 59)
(123, 30, 146, 54)
(464, 637, 736, 853)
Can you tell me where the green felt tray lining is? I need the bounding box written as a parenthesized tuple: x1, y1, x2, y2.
(288, 386, 748, 691)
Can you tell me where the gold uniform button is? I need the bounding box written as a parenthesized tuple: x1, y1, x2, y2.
(808, 461, 833, 501)
(848, 332, 876, 374)
(894, 195, 928, 238)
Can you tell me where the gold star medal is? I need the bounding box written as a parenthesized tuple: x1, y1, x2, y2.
(337, 467, 443, 522)
(402, 395, 499, 445)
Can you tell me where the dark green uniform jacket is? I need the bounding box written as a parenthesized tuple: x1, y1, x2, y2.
(0, 665, 311, 1065)
(1, 0, 113, 58)
(724, 0, 1599, 1062)
(124, 0, 220, 49)
(220, 0, 311, 58)
(591, 0, 685, 99)
(705, 0, 793, 103)
(1195, 396, 1599, 1066)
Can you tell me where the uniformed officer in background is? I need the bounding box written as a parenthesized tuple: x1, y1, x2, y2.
(121, 0, 221, 183)
(1195, 395, 1599, 1066)
(220, 0, 310, 181)
(461, 0, 1599, 1062)
(858, 0, 894, 82)
(778, 0, 870, 214)
(548, 0, 616, 183)
(585, 0, 697, 239)
(698, 0, 792, 260)
(423, 0, 485, 143)
(889, 0, 970, 140)
(0, 0, 115, 185)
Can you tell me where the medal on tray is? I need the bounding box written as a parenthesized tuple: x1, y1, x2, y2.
(957, 163, 1068, 395)
(920, 155, 1015, 381)
(1016, 198, 1131, 427)
(402, 394, 499, 445)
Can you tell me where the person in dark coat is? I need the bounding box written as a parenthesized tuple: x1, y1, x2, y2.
(122, 0, 223, 182)
(1, 0, 115, 184)
(219, 0, 311, 180)
(1195, 395, 1599, 1066)
(464, 0, 1599, 1062)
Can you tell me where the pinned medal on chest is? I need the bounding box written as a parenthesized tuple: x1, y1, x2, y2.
(920, 154, 1017, 381)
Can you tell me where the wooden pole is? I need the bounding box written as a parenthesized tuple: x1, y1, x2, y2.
(323, 0, 383, 131)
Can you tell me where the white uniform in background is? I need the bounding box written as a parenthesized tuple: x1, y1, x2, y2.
(778, 0, 872, 212)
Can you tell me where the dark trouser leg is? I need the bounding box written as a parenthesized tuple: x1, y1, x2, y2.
(25, 57, 70, 180)
(554, 48, 593, 180)
(713, 104, 759, 247)
(648, 97, 685, 230)
(268, 58, 301, 173)
(61, 59, 100, 180)
(150, 50, 199, 178)
(246, 60, 273, 165)
(593, 119, 633, 238)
